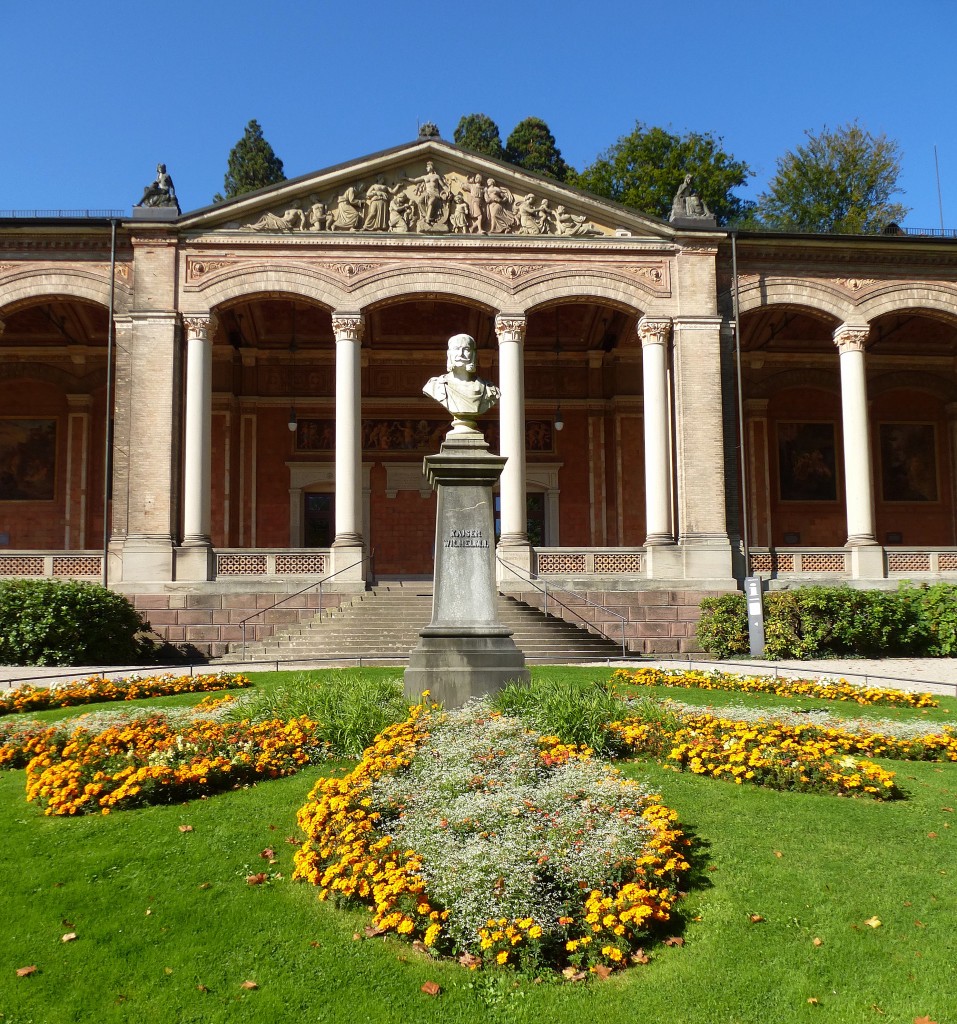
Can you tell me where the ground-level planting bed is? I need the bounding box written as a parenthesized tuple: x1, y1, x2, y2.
(0, 667, 955, 1023)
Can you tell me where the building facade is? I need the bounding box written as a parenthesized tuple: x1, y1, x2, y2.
(2, 139, 956, 655)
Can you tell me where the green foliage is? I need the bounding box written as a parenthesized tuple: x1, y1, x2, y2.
(695, 593, 749, 657)
(0, 579, 146, 666)
(503, 117, 569, 181)
(696, 583, 957, 660)
(572, 122, 754, 224)
(229, 670, 406, 757)
(752, 121, 909, 233)
(492, 675, 626, 754)
(213, 119, 286, 203)
(453, 113, 505, 160)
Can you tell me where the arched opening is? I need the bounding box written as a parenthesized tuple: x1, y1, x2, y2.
(0, 297, 111, 554)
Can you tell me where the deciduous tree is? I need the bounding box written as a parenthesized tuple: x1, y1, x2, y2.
(572, 122, 753, 224)
(754, 121, 909, 233)
(213, 120, 286, 203)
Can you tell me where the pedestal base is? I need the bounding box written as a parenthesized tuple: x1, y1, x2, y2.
(404, 633, 529, 706)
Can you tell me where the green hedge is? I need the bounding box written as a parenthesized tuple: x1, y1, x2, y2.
(696, 583, 957, 660)
(0, 579, 149, 666)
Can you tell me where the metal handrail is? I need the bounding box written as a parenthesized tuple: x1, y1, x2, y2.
(496, 557, 628, 658)
(238, 551, 374, 661)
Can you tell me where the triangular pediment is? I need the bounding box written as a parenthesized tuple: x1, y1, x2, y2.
(177, 139, 681, 241)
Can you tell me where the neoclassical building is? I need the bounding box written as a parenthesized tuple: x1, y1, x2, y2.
(2, 138, 956, 655)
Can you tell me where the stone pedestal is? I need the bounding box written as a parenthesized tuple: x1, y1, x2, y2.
(404, 430, 529, 706)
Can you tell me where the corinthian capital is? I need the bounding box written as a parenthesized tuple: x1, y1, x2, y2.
(637, 316, 672, 347)
(331, 313, 365, 342)
(183, 314, 217, 341)
(494, 314, 527, 343)
(833, 324, 870, 353)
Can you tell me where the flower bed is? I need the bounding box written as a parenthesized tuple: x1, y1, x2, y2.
(294, 702, 690, 975)
(22, 713, 328, 815)
(0, 671, 251, 716)
(611, 667, 938, 709)
(608, 708, 904, 798)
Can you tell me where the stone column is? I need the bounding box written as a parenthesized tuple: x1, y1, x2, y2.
(182, 316, 215, 545)
(176, 315, 216, 580)
(64, 394, 92, 549)
(494, 315, 531, 580)
(834, 325, 878, 547)
(331, 313, 366, 585)
(638, 316, 674, 546)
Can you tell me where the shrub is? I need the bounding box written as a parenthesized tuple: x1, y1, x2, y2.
(696, 583, 940, 660)
(694, 593, 748, 657)
(0, 579, 148, 666)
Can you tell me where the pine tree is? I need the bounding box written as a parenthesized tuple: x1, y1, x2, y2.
(504, 117, 569, 181)
(213, 120, 286, 203)
(453, 114, 505, 160)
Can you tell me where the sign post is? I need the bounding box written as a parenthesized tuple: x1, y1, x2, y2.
(743, 576, 766, 658)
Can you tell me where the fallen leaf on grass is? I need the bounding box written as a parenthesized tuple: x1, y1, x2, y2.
(942, 807, 954, 813)
(663, 936, 685, 947)
(198, 882, 211, 890)
(914, 920, 925, 928)
(773, 850, 783, 858)
(411, 940, 428, 954)
(363, 925, 387, 938)
(812, 937, 823, 947)
(196, 984, 209, 993)
(927, 832, 938, 839)
(631, 949, 650, 964)
(420, 981, 441, 996)
(145, 909, 152, 916)
(240, 980, 258, 990)
(865, 916, 882, 929)
(259, 848, 276, 860)
(245, 873, 268, 886)
(178, 825, 193, 833)
(61, 933, 77, 943)
(592, 964, 613, 980)
(913, 1017, 938, 1024)
(285, 836, 300, 845)
(458, 952, 482, 969)
(16, 966, 37, 978)
(164, 967, 173, 975)
(807, 997, 819, 1005)
(562, 967, 586, 981)
(309, 941, 320, 948)
(749, 914, 765, 924)
(352, 932, 362, 941)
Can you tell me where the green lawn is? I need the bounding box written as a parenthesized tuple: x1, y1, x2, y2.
(1, 668, 955, 1024)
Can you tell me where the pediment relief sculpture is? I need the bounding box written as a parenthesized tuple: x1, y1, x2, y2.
(239, 163, 608, 238)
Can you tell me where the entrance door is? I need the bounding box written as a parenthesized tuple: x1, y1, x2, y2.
(304, 493, 335, 547)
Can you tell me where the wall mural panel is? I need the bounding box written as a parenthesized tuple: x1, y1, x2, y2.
(777, 421, 838, 502)
(0, 419, 57, 501)
(879, 423, 938, 502)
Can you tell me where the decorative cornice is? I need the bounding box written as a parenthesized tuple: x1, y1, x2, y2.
(834, 277, 878, 291)
(833, 325, 870, 353)
(331, 314, 365, 341)
(482, 263, 546, 281)
(636, 316, 672, 347)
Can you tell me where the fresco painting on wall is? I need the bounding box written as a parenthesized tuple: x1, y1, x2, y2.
(880, 423, 938, 502)
(777, 422, 838, 502)
(0, 420, 56, 502)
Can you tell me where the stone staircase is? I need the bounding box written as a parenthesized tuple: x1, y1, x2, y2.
(230, 581, 626, 665)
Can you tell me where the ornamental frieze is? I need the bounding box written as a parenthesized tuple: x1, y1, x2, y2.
(833, 277, 879, 292)
(295, 417, 555, 453)
(187, 258, 234, 281)
(238, 162, 608, 238)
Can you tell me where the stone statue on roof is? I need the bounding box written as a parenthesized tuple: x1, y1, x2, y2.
(669, 173, 715, 226)
(136, 163, 180, 212)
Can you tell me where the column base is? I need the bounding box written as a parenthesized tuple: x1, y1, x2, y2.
(496, 540, 532, 588)
(119, 535, 174, 583)
(330, 542, 368, 588)
(849, 543, 885, 580)
(643, 542, 683, 579)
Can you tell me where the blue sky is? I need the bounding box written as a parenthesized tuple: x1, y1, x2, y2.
(2, 0, 955, 227)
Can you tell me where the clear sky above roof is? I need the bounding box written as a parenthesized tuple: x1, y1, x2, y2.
(2, 0, 955, 228)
